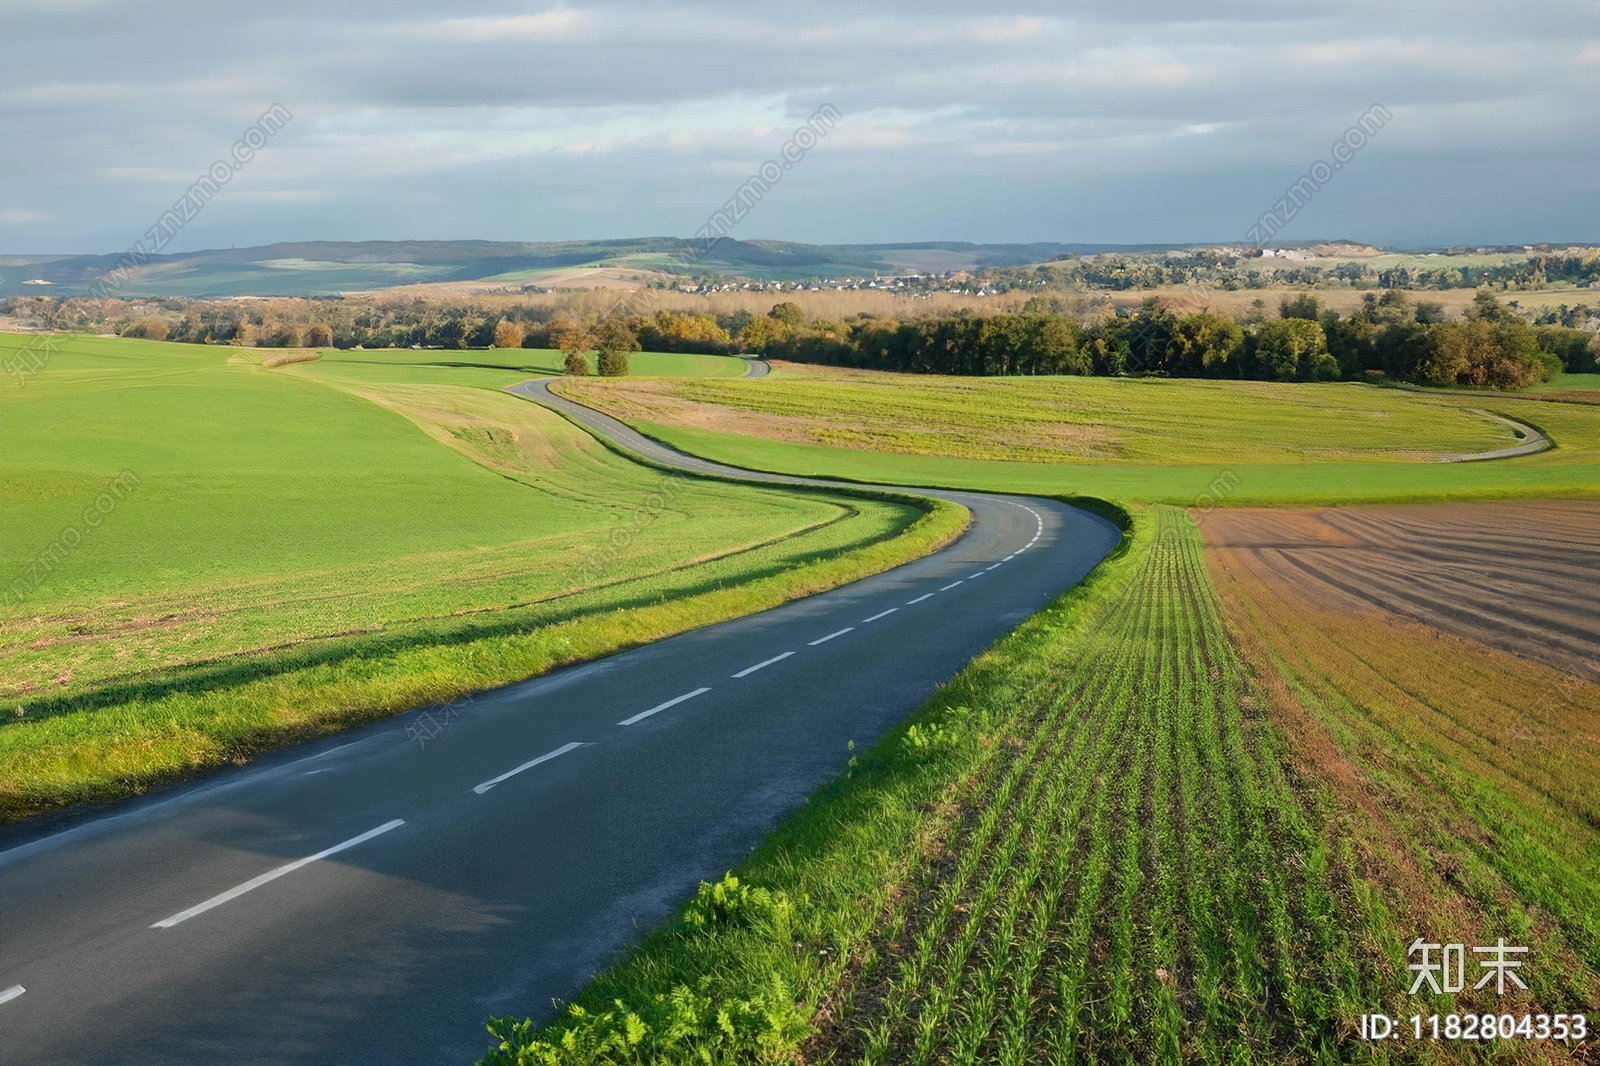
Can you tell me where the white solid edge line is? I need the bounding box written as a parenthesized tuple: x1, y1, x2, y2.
(732, 651, 794, 678)
(0, 985, 23, 1005)
(808, 627, 854, 646)
(473, 742, 586, 793)
(619, 687, 710, 726)
(939, 581, 963, 591)
(906, 593, 935, 605)
(862, 608, 898, 623)
(152, 819, 405, 929)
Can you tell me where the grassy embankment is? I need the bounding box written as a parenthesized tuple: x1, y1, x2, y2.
(0, 334, 962, 822)
(555, 367, 1600, 504)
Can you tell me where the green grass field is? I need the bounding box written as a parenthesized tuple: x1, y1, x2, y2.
(560, 371, 1523, 463)
(553, 370, 1600, 505)
(1537, 372, 1600, 393)
(0, 332, 953, 820)
(614, 418, 1600, 506)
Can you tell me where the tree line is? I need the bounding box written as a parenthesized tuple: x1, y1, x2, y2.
(739, 292, 1597, 389)
(6, 288, 1596, 390)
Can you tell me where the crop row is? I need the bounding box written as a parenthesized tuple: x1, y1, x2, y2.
(812, 508, 1379, 1063)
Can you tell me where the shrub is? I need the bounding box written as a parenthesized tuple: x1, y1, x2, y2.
(681, 873, 792, 932)
(480, 977, 807, 1066)
(304, 323, 333, 347)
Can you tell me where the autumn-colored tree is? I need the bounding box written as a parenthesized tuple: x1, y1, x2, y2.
(305, 323, 333, 347)
(594, 318, 639, 376)
(492, 318, 523, 348)
(737, 315, 784, 353)
(553, 320, 593, 375)
(122, 317, 168, 341)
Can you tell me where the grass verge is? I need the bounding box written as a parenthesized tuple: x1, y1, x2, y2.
(0, 487, 964, 824)
(478, 504, 1409, 1065)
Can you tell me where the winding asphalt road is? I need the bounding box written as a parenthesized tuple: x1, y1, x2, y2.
(0, 373, 1120, 1065)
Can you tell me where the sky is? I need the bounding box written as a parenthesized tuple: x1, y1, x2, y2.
(2, 0, 1598, 254)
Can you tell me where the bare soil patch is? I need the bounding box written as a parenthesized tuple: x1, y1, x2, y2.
(1197, 500, 1600, 681)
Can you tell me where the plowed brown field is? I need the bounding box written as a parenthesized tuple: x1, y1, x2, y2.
(1199, 500, 1600, 681)
(1202, 501, 1600, 1048)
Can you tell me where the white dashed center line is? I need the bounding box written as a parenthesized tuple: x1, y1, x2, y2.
(862, 609, 898, 623)
(473, 742, 586, 794)
(619, 687, 710, 726)
(968, 572, 985, 579)
(986, 563, 1003, 571)
(940, 580, 963, 591)
(151, 819, 406, 928)
(0, 985, 23, 1006)
(906, 593, 935, 605)
(808, 627, 854, 646)
(733, 651, 794, 678)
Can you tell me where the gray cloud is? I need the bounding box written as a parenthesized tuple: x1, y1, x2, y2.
(2, 0, 1597, 251)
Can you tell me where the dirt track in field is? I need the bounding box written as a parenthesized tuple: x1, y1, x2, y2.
(1195, 500, 1600, 681)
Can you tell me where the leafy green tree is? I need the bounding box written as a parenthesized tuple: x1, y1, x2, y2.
(1416, 318, 1551, 389)
(1167, 313, 1244, 375)
(1466, 289, 1511, 322)
(595, 318, 639, 376)
(1278, 294, 1322, 321)
(767, 302, 804, 330)
(1124, 301, 1177, 374)
(1255, 318, 1333, 381)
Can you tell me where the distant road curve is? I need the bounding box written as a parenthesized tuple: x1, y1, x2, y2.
(0, 376, 1120, 1066)
(1436, 411, 1550, 462)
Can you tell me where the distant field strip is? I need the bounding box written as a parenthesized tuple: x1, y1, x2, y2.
(1198, 501, 1600, 680)
(556, 367, 1520, 464)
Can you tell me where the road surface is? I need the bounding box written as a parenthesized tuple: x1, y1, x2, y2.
(0, 380, 1120, 1065)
